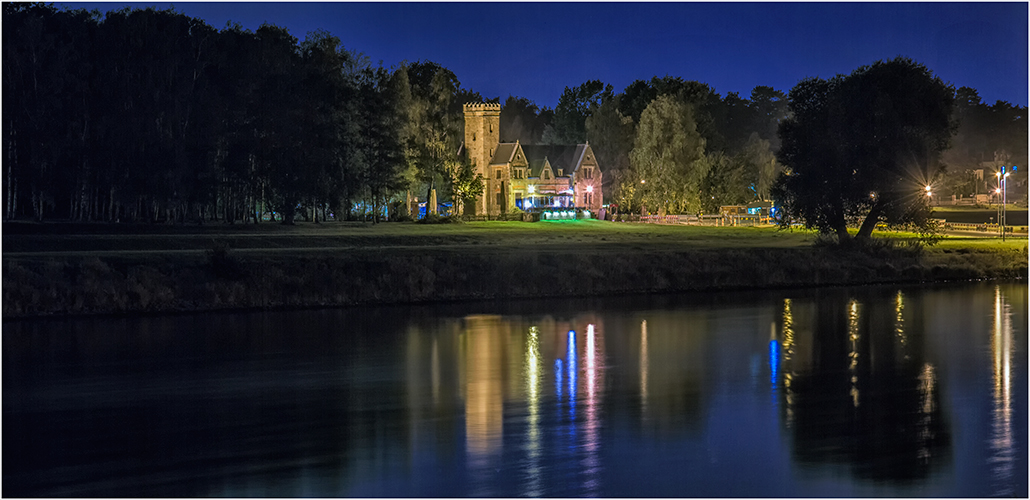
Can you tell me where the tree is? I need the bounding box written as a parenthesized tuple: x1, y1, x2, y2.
(542, 80, 610, 144)
(772, 57, 955, 243)
(620, 76, 724, 151)
(747, 86, 789, 151)
(499, 96, 551, 144)
(447, 157, 484, 216)
(356, 66, 410, 223)
(628, 95, 708, 215)
(401, 61, 463, 208)
(585, 93, 634, 205)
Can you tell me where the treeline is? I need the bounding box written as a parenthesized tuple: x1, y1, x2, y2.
(3, 3, 483, 224)
(4, 4, 1025, 224)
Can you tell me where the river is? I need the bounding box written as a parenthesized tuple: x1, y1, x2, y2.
(3, 281, 1026, 497)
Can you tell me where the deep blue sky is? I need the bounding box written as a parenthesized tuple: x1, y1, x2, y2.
(61, 2, 1028, 108)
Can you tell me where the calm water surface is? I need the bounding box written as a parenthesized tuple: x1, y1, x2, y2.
(3, 282, 1027, 497)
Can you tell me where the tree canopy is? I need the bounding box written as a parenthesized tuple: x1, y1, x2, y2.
(772, 57, 955, 242)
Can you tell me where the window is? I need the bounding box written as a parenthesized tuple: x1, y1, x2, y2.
(473, 133, 476, 141)
(495, 169, 502, 179)
(489, 123, 493, 133)
(585, 192, 593, 205)
(584, 167, 593, 179)
(496, 192, 503, 206)
(543, 170, 550, 180)
(557, 169, 563, 177)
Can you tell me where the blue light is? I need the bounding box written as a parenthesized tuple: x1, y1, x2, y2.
(567, 330, 577, 401)
(555, 358, 563, 399)
(769, 340, 780, 386)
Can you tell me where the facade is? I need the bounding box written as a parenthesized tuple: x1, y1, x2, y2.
(462, 103, 603, 216)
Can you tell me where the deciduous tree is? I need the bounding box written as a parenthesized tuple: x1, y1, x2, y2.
(773, 57, 954, 243)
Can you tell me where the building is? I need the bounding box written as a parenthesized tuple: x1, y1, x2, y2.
(462, 103, 603, 217)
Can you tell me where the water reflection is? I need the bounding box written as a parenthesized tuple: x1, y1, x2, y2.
(463, 315, 505, 496)
(779, 288, 952, 483)
(3, 284, 1025, 497)
(990, 285, 1014, 496)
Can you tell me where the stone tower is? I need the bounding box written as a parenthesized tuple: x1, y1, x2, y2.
(463, 103, 501, 215)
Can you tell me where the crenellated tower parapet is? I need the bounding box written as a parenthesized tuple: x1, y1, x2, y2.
(463, 102, 501, 215)
(463, 102, 502, 114)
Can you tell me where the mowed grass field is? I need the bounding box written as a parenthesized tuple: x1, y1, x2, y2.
(3, 218, 1026, 259)
(3, 219, 1025, 317)
(3, 220, 820, 258)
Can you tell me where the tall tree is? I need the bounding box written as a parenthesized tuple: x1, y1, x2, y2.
(773, 57, 955, 242)
(499, 96, 551, 144)
(356, 66, 411, 223)
(542, 80, 610, 145)
(628, 95, 708, 214)
(585, 93, 635, 205)
(402, 61, 463, 207)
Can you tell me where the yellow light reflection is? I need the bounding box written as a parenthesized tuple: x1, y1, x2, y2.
(916, 363, 937, 461)
(640, 319, 649, 413)
(848, 299, 860, 408)
(465, 317, 503, 462)
(990, 285, 1014, 494)
(523, 326, 542, 497)
(431, 338, 440, 405)
(582, 323, 601, 493)
(782, 299, 795, 426)
(894, 291, 907, 357)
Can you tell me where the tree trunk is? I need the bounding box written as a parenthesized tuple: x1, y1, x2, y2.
(834, 221, 851, 243)
(855, 203, 884, 241)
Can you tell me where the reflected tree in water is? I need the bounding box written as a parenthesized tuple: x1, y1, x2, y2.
(778, 288, 951, 483)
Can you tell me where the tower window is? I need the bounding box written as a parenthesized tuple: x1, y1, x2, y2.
(473, 133, 476, 141)
(496, 192, 503, 206)
(495, 169, 502, 179)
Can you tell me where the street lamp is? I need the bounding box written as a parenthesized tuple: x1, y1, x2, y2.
(996, 167, 1011, 240)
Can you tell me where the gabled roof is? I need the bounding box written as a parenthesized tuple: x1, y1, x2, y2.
(489, 143, 519, 165)
(495, 144, 586, 177)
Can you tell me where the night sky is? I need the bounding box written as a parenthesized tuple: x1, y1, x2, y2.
(60, 2, 1028, 108)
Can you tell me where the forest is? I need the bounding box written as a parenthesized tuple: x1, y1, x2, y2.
(4, 4, 1027, 224)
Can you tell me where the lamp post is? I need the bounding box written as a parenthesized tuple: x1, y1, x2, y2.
(996, 167, 1011, 240)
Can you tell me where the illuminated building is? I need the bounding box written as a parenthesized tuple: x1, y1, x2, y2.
(462, 103, 603, 216)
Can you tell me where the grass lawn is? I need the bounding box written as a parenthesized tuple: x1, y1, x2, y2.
(3, 220, 819, 256)
(4, 219, 1026, 258)
(4, 219, 1025, 317)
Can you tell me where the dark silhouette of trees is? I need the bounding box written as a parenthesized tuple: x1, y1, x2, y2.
(773, 58, 955, 242)
(542, 80, 610, 145)
(2, 5, 420, 224)
(5, 5, 1007, 225)
(499, 96, 551, 144)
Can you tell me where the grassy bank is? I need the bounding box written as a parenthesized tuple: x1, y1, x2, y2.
(3, 221, 1026, 318)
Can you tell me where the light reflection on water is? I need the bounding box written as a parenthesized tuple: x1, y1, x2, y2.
(991, 285, 1015, 496)
(2, 283, 1026, 497)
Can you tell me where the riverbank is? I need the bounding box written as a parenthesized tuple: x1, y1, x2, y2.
(3, 221, 1026, 318)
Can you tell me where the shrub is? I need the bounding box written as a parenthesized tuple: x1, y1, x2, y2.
(416, 214, 463, 224)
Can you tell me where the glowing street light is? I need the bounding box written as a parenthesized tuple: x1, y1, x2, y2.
(996, 167, 1012, 240)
